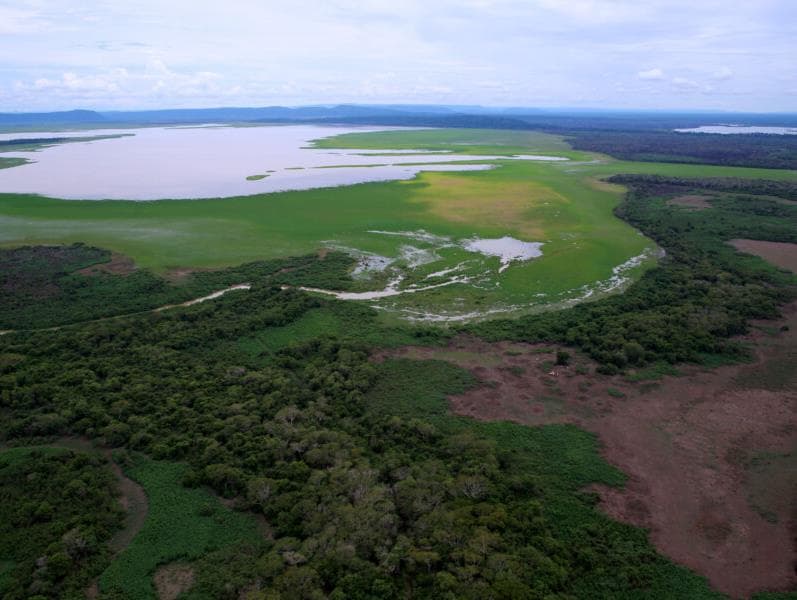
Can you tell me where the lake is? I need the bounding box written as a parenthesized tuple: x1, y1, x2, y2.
(0, 124, 565, 200)
(674, 125, 797, 135)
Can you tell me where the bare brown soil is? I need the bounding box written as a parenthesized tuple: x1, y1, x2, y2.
(77, 253, 137, 276)
(381, 306, 797, 598)
(730, 239, 797, 273)
(162, 267, 207, 282)
(667, 194, 714, 209)
(153, 563, 195, 600)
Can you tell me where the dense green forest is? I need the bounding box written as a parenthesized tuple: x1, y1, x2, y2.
(565, 131, 797, 170)
(0, 447, 123, 598)
(1, 174, 796, 597)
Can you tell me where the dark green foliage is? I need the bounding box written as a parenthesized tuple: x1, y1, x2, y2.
(555, 351, 571, 366)
(607, 175, 797, 202)
(0, 246, 356, 330)
(470, 177, 797, 368)
(0, 447, 123, 599)
(567, 130, 797, 170)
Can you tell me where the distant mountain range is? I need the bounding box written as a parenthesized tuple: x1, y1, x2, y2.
(1, 104, 796, 131)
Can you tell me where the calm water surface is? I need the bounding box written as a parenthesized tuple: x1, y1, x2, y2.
(675, 125, 797, 135)
(0, 124, 564, 200)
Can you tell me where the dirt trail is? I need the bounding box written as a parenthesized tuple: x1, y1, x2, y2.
(379, 305, 797, 599)
(0, 283, 250, 337)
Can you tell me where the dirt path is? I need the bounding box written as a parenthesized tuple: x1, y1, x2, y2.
(378, 305, 797, 598)
(0, 283, 250, 337)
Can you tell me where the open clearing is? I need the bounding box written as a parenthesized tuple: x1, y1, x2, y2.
(378, 303, 797, 598)
(730, 239, 797, 273)
(153, 563, 195, 600)
(667, 194, 714, 209)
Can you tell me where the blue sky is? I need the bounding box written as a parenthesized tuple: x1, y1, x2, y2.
(0, 0, 795, 112)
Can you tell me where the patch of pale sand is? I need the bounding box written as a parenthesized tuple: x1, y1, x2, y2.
(77, 253, 137, 276)
(730, 239, 797, 273)
(667, 195, 714, 209)
(586, 177, 627, 194)
(153, 563, 195, 600)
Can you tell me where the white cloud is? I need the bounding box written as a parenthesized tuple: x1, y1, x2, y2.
(0, 6, 56, 34)
(638, 68, 665, 80)
(710, 66, 733, 81)
(671, 77, 706, 92)
(11, 61, 237, 107)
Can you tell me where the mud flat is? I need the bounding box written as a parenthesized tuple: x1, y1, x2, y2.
(730, 239, 797, 273)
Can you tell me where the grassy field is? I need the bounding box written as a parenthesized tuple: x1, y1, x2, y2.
(0, 157, 26, 170)
(1, 127, 795, 322)
(98, 455, 261, 599)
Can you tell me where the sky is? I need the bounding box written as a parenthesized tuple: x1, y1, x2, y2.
(0, 0, 795, 112)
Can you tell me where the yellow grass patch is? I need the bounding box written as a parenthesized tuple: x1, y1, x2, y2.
(405, 172, 565, 238)
(586, 177, 626, 195)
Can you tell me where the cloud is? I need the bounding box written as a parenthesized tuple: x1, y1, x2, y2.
(710, 66, 733, 81)
(638, 68, 665, 80)
(534, 0, 649, 24)
(11, 61, 236, 107)
(671, 77, 711, 93)
(0, 6, 57, 34)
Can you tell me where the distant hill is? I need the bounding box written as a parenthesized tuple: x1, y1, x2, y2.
(2, 105, 796, 131)
(0, 109, 106, 126)
(100, 104, 461, 124)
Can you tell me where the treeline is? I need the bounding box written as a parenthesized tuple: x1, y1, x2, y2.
(564, 130, 797, 170)
(470, 176, 797, 372)
(607, 174, 797, 201)
(0, 245, 355, 330)
(0, 449, 123, 599)
(300, 114, 538, 131)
